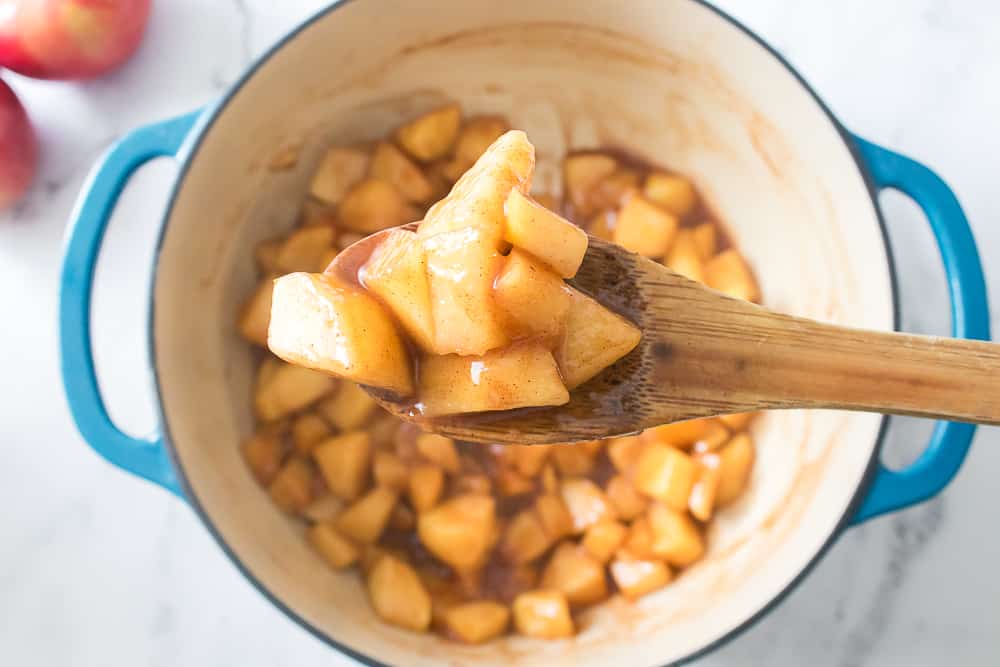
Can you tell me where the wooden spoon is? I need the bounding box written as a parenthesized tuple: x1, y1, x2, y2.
(333, 229, 1000, 444)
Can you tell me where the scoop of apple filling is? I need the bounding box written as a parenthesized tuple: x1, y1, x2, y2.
(268, 131, 641, 417)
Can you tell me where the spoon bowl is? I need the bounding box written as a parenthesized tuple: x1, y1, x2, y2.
(334, 229, 1000, 444)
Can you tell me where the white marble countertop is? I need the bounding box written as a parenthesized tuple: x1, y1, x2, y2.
(2, 1, 998, 665)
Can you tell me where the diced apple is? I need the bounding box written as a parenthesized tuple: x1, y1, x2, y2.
(418, 130, 534, 243)
(564, 153, 618, 217)
(408, 463, 445, 513)
(395, 104, 462, 162)
(310, 146, 370, 206)
(241, 430, 286, 485)
(268, 272, 414, 395)
(422, 227, 508, 355)
(664, 229, 704, 283)
(535, 494, 574, 541)
(690, 421, 731, 454)
(369, 141, 433, 203)
(313, 431, 371, 501)
(445, 601, 510, 644)
(588, 168, 640, 211)
(647, 503, 705, 567)
(360, 229, 435, 351)
(705, 249, 760, 302)
(367, 451, 406, 491)
(334, 486, 398, 544)
(643, 172, 697, 217)
(268, 458, 315, 514)
(551, 444, 595, 477)
(503, 190, 589, 279)
(254, 359, 337, 422)
(276, 225, 336, 273)
(302, 494, 345, 523)
(238, 279, 275, 347)
(556, 288, 642, 389)
(494, 249, 573, 339)
(609, 553, 672, 600)
(581, 520, 628, 564)
(418, 495, 496, 571)
(613, 194, 679, 257)
(505, 444, 553, 478)
(316, 381, 378, 431)
(366, 555, 432, 632)
(415, 433, 460, 473)
(512, 590, 574, 639)
(501, 509, 552, 564)
(453, 116, 510, 168)
(338, 178, 417, 233)
(642, 418, 711, 449)
(307, 522, 360, 569)
(689, 460, 722, 521)
(560, 478, 618, 534)
(691, 222, 717, 260)
(711, 433, 755, 506)
(605, 475, 649, 521)
(607, 436, 644, 476)
(588, 209, 616, 242)
(622, 516, 655, 560)
(418, 343, 569, 417)
(291, 412, 332, 456)
(634, 443, 698, 511)
(540, 543, 608, 607)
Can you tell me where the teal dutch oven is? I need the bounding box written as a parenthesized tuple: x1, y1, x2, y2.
(59, 1, 988, 665)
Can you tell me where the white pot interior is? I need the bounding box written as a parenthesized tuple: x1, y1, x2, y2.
(153, 1, 894, 665)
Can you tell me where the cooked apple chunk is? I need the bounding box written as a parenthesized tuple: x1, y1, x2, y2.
(338, 178, 416, 234)
(366, 555, 432, 632)
(705, 249, 760, 302)
(395, 104, 462, 162)
(555, 288, 642, 389)
(238, 278, 275, 347)
(613, 193, 678, 257)
(539, 543, 608, 606)
(422, 226, 508, 356)
(418, 343, 569, 417)
(512, 590, 574, 639)
(418, 129, 534, 243)
(359, 228, 435, 351)
(418, 495, 497, 571)
(369, 141, 434, 203)
(444, 601, 510, 644)
(493, 249, 572, 338)
(310, 146, 369, 206)
(503, 189, 588, 278)
(254, 359, 336, 422)
(268, 272, 413, 395)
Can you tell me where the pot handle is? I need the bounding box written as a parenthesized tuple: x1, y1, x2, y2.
(59, 110, 203, 496)
(850, 136, 990, 523)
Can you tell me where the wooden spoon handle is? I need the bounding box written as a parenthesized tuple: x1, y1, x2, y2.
(652, 307, 1000, 424)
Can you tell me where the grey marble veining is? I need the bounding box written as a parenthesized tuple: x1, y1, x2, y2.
(1, 1, 997, 665)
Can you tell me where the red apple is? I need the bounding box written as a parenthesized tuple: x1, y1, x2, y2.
(0, 0, 151, 80)
(0, 78, 37, 209)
